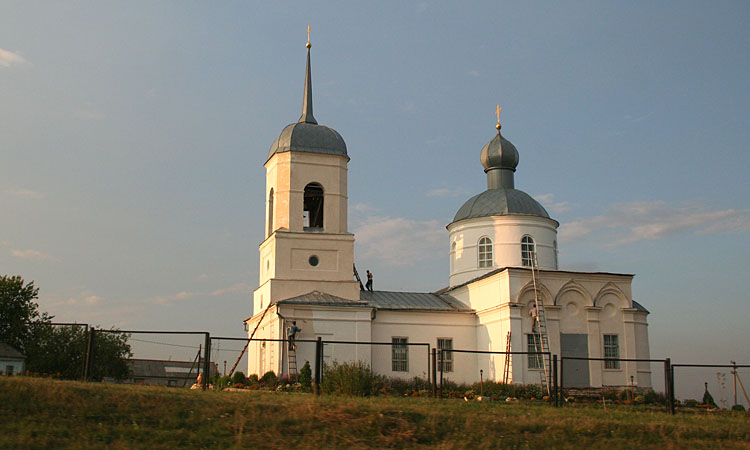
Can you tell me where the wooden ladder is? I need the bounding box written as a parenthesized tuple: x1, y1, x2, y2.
(228, 300, 274, 377)
(502, 331, 512, 384)
(530, 253, 552, 396)
(353, 264, 365, 291)
(287, 346, 298, 378)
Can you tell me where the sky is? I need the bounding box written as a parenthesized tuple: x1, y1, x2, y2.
(2, 1, 749, 402)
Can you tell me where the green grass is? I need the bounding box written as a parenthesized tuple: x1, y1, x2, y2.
(2, 377, 749, 449)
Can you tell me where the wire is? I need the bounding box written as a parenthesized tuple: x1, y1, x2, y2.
(129, 338, 199, 349)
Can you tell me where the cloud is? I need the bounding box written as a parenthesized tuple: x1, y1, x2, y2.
(353, 215, 445, 266)
(560, 200, 750, 246)
(0, 48, 28, 67)
(11, 248, 55, 261)
(426, 187, 469, 198)
(468, 70, 480, 77)
(6, 188, 44, 199)
(415, 2, 428, 13)
(535, 193, 575, 215)
(148, 282, 252, 305)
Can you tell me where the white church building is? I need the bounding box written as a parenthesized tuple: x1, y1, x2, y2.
(244, 42, 652, 388)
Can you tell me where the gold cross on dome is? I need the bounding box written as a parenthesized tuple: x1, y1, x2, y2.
(306, 25, 311, 47)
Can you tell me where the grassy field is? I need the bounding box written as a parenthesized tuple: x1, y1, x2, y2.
(2, 377, 748, 449)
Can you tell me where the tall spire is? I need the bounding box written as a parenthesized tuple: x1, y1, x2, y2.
(299, 25, 317, 124)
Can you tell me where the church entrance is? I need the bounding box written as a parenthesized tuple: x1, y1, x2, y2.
(561, 333, 590, 387)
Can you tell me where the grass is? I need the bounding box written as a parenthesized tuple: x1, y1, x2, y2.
(2, 377, 749, 449)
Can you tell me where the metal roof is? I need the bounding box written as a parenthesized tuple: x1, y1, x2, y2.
(632, 300, 649, 313)
(451, 188, 552, 223)
(276, 290, 472, 312)
(128, 359, 216, 378)
(481, 132, 519, 171)
(267, 44, 348, 162)
(277, 291, 368, 307)
(361, 291, 472, 312)
(0, 342, 25, 359)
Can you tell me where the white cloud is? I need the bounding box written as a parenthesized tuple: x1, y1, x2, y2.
(535, 193, 575, 215)
(0, 48, 28, 67)
(11, 248, 55, 261)
(468, 70, 480, 77)
(148, 282, 252, 304)
(353, 215, 445, 266)
(426, 187, 469, 198)
(7, 188, 44, 199)
(416, 2, 428, 13)
(559, 200, 750, 246)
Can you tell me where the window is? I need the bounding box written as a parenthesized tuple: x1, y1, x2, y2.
(478, 237, 493, 268)
(604, 334, 620, 369)
(167, 379, 177, 387)
(392, 337, 408, 372)
(437, 338, 453, 372)
(521, 235, 536, 267)
(267, 188, 274, 236)
(303, 183, 324, 230)
(527, 334, 542, 369)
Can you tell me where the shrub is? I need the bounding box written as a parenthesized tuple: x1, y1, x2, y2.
(299, 361, 312, 389)
(643, 389, 666, 405)
(232, 371, 246, 386)
(247, 373, 259, 383)
(684, 399, 699, 407)
(261, 371, 278, 387)
(732, 404, 746, 411)
(217, 375, 232, 389)
(386, 376, 430, 396)
(321, 360, 386, 397)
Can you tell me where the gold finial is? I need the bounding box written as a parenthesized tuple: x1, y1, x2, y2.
(495, 104, 502, 131)
(306, 25, 311, 48)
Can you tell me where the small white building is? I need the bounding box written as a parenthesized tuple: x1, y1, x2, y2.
(244, 43, 651, 388)
(0, 342, 26, 376)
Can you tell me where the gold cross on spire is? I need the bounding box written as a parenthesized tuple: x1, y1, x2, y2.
(306, 25, 311, 48)
(495, 104, 502, 131)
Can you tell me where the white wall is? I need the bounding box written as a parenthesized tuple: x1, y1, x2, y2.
(0, 359, 26, 376)
(448, 215, 559, 287)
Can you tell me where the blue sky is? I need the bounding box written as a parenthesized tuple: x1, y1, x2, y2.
(2, 1, 749, 401)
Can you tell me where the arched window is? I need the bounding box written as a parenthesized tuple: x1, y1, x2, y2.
(478, 237, 493, 268)
(267, 188, 274, 237)
(521, 235, 535, 267)
(303, 183, 324, 230)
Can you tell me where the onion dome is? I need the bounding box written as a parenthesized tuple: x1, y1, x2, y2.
(267, 39, 348, 162)
(451, 110, 554, 224)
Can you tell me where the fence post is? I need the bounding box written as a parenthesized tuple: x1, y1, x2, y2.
(202, 333, 211, 391)
(552, 354, 558, 407)
(439, 349, 444, 399)
(667, 358, 675, 415)
(431, 348, 437, 398)
(83, 328, 96, 381)
(314, 337, 322, 395)
(559, 357, 564, 406)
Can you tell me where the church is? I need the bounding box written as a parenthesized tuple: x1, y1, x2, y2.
(244, 40, 652, 389)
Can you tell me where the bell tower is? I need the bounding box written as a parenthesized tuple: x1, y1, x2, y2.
(253, 34, 359, 313)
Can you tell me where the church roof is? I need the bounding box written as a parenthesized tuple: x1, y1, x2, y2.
(275, 290, 472, 312)
(267, 42, 348, 162)
(361, 290, 472, 312)
(452, 188, 552, 223)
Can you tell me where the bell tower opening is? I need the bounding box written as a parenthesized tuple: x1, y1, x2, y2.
(303, 182, 324, 230)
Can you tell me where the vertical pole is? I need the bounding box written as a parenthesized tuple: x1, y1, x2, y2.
(665, 358, 674, 415)
(439, 349, 444, 399)
(314, 336, 321, 395)
(559, 357, 565, 406)
(732, 360, 737, 407)
(552, 354, 558, 407)
(203, 333, 210, 391)
(431, 348, 437, 398)
(84, 328, 96, 381)
(426, 346, 431, 386)
(663, 359, 670, 413)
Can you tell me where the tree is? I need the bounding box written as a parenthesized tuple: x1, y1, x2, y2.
(1, 274, 132, 381)
(26, 325, 132, 381)
(0, 275, 50, 353)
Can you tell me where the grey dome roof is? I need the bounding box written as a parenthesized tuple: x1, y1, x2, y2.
(268, 122, 348, 161)
(452, 188, 552, 223)
(480, 132, 519, 171)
